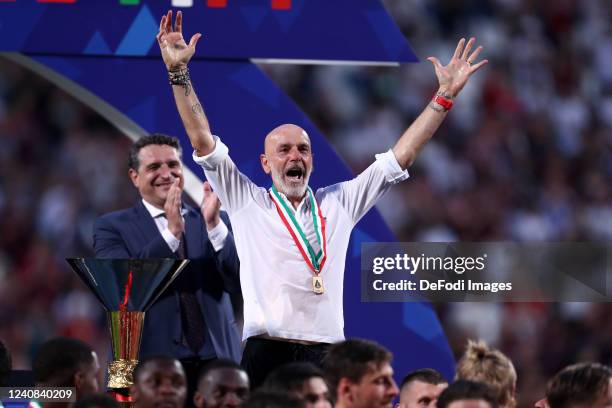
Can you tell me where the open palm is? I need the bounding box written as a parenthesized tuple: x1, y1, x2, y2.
(427, 37, 488, 97)
(157, 10, 201, 70)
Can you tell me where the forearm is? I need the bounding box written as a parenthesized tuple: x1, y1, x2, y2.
(392, 87, 450, 169)
(170, 68, 215, 156)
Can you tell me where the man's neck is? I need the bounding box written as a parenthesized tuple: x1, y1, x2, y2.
(273, 184, 308, 210)
(333, 400, 351, 408)
(288, 196, 303, 210)
(274, 187, 307, 210)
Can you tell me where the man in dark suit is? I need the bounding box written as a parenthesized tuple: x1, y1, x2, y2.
(93, 134, 241, 398)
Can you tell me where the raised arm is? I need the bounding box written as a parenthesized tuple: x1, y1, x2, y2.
(157, 10, 214, 156)
(393, 37, 487, 169)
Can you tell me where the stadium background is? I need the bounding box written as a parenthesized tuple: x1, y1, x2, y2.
(1, 1, 611, 406)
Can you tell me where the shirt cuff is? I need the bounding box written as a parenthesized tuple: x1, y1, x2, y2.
(161, 228, 181, 252)
(207, 220, 229, 252)
(192, 135, 229, 170)
(374, 149, 410, 184)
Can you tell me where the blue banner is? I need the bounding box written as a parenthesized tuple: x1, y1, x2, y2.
(0, 0, 416, 63)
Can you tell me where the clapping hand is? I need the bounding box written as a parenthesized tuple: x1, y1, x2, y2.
(164, 178, 185, 239)
(201, 181, 221, 231)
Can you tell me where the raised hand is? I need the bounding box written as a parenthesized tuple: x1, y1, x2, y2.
(157, 10, 202, 71)
(201, 181, 221, 231)
(427, 37, 488, 97)
(164, 178, 185, 239)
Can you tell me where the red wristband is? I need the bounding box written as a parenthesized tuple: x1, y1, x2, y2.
(432, 94, 453, 111)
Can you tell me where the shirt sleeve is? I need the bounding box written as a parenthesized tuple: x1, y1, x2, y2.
(374, 149, 410, 184)
(192, 135, 230, 170)
(207, 219, 229, 252)
(192, 136, 259, 215)
(161, 228, 181, 252)
(322, 149, 409, 225)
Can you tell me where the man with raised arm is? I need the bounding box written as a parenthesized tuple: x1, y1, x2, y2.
(157, 9, 487, 387)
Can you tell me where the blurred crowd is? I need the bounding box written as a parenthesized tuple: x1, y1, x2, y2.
(0, 0, 611, 407)
(0, 58, 137, 369)
(260, 0, 612, 405)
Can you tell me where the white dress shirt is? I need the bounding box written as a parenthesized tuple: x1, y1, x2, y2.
(141, 199, 229, 252)
(193, 137, 408, 343)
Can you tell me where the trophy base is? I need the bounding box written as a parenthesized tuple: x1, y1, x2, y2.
(108, 359, 139, 389)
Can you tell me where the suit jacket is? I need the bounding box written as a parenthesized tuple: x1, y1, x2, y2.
(93, 200, 241, 362)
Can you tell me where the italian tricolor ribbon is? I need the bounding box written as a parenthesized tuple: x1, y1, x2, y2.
(269, 185, 327, 275)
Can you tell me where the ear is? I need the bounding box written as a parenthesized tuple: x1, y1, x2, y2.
(129, 168, 139, 188)
(73, 371, 84, 389)
(337, 378, 355, 405)
(260, 153, 271, 174)
(193, 390, 204, 408)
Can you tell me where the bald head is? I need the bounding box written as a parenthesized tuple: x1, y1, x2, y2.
(264, 124, 310, 155)
(261, 124, 313, 203)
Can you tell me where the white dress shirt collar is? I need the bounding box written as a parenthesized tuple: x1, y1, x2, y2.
(141, 199, 188, 218)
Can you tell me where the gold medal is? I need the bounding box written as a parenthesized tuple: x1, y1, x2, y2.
(312, 276, 324, 294)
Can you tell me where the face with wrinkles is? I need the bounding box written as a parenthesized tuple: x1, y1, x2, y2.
(260, 124, 313, 201)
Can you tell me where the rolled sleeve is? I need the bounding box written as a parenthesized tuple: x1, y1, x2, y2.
(192, 136, 229, 170)
(374, 149, 409, 184)
(207, 219, 229, 252)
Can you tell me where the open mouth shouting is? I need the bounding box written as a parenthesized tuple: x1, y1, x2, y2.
(285, 165, 305, 184)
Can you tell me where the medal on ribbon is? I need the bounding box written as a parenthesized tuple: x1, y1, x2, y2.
(270, 186, 327, 294)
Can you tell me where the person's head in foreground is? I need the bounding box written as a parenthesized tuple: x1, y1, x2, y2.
(455, 340, 516, 408)
(437, 380, 499, 408)
(263, 362, 332, 408)
(395, 368, 448, 408)
(131, 356, 187, 408)
(242, 390, 305, 408)
(260, 124, 313, 203)
(194, 359, 249, 408)
(324, 338, 398, 408)
(545, 362, 612, 408)
(129, 133, 184, 209)
(33, 337, 100, 401)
